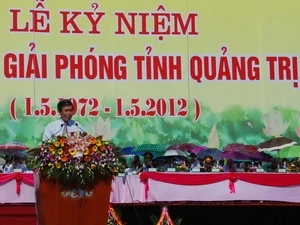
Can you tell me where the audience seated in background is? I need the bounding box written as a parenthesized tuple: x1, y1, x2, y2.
(266, 160, 278, 172)
(162, 157, 175, 171)
(243, 162, 251, 172)
(3, 156, 28, 173)
(223, 158, 236, 172)
(188, 153, 200, 170)
(128, 155, 142, 173)
(202, 156, 214, 172)
(218, 159, 225, 172)
(136, 152, 154, 173)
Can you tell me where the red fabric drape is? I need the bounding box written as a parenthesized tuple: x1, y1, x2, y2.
(139, 172, 300, 199)
(141, 172, 300, 187)
(0, 173, 34, 195)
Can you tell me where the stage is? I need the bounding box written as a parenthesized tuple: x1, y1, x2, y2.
(1, 172, 300, 225)
(1, 201, 300, 225)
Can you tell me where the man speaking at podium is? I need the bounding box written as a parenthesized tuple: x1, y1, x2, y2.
(42, 99, 86, 141)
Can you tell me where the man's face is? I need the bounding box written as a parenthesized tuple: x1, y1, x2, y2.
(59, 105, 74, 122)
(144, 158, 152, 166)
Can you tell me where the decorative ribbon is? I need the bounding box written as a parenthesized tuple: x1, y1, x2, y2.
(14, 173, 23, 195)
(0, 173, 34, 196)
(228, 172, 237, 194)
(139, 172, 149, 199)
(137, 172, 300, 199)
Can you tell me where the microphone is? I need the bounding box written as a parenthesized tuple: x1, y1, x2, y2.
(75, 123, 87, 136)
(43, 124, 64, 143)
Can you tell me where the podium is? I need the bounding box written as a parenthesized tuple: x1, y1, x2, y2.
(35, 172, 112, 225)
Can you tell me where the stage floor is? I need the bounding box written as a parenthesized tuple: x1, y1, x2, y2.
(1, 201, 299, 225)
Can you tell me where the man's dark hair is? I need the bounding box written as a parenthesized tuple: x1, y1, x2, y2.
(57, 99, 73, 112)
(143, 152, 153, 159)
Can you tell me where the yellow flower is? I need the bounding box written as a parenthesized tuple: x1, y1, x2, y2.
(93, 145, 98, 152)
(58, 148, 63, 155)
(96, 140, 102, 146)
(54, 141, 60, 147)
(83, 148, 89, 155)
(69, 149, 76, 156)
(91, 164, 96, 169)
(55, 162, 61, 169)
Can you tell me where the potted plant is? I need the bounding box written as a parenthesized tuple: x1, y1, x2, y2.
(29, 132, 124, 225)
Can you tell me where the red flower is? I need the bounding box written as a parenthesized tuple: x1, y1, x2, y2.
(228, 172, 237, 182)
(139, 172, 149, 183)
(63, 144, 70, 151)
(84, 156, 92, 162)
(61, 156, 68, 162)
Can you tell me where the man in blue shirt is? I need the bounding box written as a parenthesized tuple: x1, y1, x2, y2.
(42, 99, 85, 141)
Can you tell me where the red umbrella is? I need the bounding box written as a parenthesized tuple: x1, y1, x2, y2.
(0, 142, 29, 157)
(244, 145, 258, 153)
(223, 143, 247, 152)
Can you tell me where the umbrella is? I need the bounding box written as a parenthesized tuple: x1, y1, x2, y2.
(244, 145, 258, 153)
(167, 143, 198, 151)
(163, 149, 187, 157)
(245, 151, 274, 162)
(197, 148, 221, 160)
(278, 145, 300, 159)
(0, 142, 29, 157)
(258, 137, 297, 152)
(133, 144, 167, 158)
(189, 146, 207, 154)
(153, 149, 187, 163)
(223, 143, 246, 152)
(218, 151, 250, 161)
(121, 147, 135, 155)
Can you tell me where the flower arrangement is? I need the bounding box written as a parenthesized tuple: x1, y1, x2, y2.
(29, 132, 124, 188)
(175, 164, 189, 172)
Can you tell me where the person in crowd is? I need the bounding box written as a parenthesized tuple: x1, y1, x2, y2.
(155, 159, 166, 172)
(162, 157, 176, 171)
(129, 155, 143, 172)
(287, 161, 298, 172)
(188, 153, 200, 170)
(15, 157, 28, 172)
(43, 99, 86, 141)
(279, 158, 290, 169)
(203, 156, 214, 172)
(243, 162, 251, 172)
(223, 158, 236, 172)
(294, 157, 300, 171)
(266, 160, 278, 172)
(136, 152, 154, 173)
(4, 157, 28, 173)
(4, 157, 16, 173)
(2, 157, 11, 173)
(218, 159, 225, 172)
